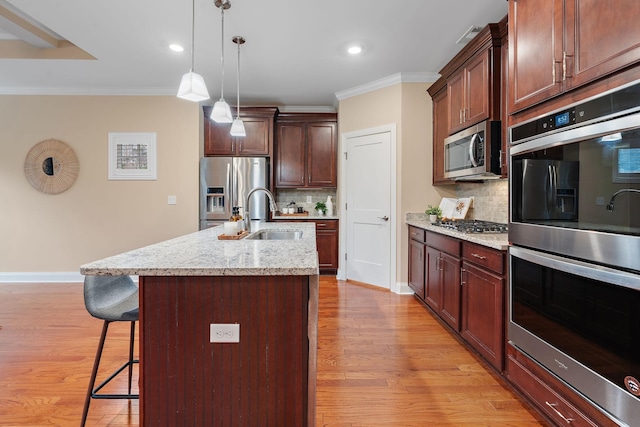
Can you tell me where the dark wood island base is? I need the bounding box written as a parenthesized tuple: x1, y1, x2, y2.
(139, 275, 318, 427)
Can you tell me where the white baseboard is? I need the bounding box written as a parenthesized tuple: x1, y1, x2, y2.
(0, 272, 139, 283)
(392, 281, 414, 295)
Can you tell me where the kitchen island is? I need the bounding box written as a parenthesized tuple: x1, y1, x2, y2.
(80, 222, 319, 427)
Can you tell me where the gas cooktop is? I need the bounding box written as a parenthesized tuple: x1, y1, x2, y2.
(436, 219, 508, 234)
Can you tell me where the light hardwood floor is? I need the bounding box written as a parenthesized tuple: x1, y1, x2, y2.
(0, 278, 547, 426)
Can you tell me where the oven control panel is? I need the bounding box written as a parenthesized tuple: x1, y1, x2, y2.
(510, 81, 640, 144)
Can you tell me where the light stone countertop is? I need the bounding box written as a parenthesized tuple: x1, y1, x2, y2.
(406, 214, 509, 251)
(80, 222, 318, 277)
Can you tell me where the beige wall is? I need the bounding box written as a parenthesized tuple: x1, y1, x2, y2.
(0, 95, 200, 273)
(338, 82, 454, 286)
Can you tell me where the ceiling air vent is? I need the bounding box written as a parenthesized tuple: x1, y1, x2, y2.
(456, 26, 481, 45)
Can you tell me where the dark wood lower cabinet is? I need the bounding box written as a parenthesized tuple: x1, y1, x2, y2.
(507, 345, 619, 427)
(461, 261, 504, 370)
(315, 220, 338, 274)
(139, 275, 311, 427)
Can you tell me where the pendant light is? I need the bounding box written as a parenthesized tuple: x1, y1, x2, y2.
(229, 36, 246, 137)
(210, 0, 233, 123)
(176, 0, 209, 102)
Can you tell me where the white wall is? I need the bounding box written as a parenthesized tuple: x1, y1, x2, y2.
(0, 95, 200, 277)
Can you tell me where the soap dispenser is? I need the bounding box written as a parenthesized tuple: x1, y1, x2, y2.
(326, 196, 334, 216)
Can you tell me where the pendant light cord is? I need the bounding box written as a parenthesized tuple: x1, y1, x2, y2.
(190, 0, 195, 71)
(236, 39, 241, 118)
(219, 7, 225, 100)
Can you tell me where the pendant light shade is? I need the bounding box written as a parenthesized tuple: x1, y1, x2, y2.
(211, 1, 233, 123)
(230, 118, 246, 136)
(230, 35, 246, 137)
(177, 72, 209, 101)
(177, 0, 209, 102)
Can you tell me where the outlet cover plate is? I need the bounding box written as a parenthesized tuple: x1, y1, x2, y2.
(210, 323, 240, 343)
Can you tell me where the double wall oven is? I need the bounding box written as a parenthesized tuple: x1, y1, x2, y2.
(509, 82, 640, 426)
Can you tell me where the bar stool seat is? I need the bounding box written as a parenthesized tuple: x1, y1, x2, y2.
(81, 275, 139, 427)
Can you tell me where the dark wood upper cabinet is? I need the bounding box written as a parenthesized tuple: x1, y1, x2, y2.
(447, 50, 490, 134)
(508, 0, 640, 113)
(275, 113, 337, 189)
(203, 106, 278, 157)
(428, 19, 506, 184)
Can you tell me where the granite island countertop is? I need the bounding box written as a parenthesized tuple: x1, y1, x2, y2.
(406, 214, 509, 251)
(80, 222, 318, 277)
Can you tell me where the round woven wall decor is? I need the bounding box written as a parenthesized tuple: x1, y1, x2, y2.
(24, 139, 79, 194)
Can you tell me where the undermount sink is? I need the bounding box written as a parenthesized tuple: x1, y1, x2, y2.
(246, 230, 303, 240)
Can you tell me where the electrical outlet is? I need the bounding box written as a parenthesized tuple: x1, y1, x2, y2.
(306, 196, 312, 203)
(596, 196, 605, 206)
(210, 323, 240, 343)
(168, 195, 177, 205)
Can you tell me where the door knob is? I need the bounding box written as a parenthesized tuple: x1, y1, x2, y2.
(378, 216, 389, 221)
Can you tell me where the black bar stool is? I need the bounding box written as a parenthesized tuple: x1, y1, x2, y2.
(81, 275, 139, 427)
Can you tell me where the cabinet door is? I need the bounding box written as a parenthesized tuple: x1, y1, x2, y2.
(461, 262, 504, 370)
(275, 123, 306, 187)
(408, 239, 425, 300)
(447, 71, 465, 134)
(307, 122, 337, 188)
(440, 252, 461, 332)
(508, 0, 564, 112)
(424, 246, 442, 312)
(431, 88, 451, 185)
(204, 120, 235, 156)
(565, 0, 640, 91)
(465, 51, 490, 127)
(317, 229, 338, 271)
(237, 117, 270, 156)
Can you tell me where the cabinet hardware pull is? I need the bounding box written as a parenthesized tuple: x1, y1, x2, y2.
(471, 253, 487, 260)
(459, 109, 463, 124)
(553, 57, 562, 84)
(545, 401, 574, 423)
(378, 216, 389, 221)
(439, 256, 444, 271)
(317, 223, 327, 227)
(563, 51, 573, 80)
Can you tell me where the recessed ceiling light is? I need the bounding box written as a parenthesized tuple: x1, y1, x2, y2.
(347, 44, 363, 55)
(169, 44, 184, 52)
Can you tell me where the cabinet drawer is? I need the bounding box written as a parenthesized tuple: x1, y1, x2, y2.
(408, 226, 426, 243)
(314, 220, 338, 230)
(426, 231, 460, 256)
(507, 349, 604, 427)
(462, 242, 504, 275)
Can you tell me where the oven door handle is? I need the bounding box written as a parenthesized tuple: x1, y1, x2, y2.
(468, 133, 479, 167)
(510, 246, 640, 291)
(547, 165, 556, 214)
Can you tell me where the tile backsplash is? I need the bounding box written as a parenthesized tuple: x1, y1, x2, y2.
(456, 179, 508, 224)
(275, 189, 337, 213)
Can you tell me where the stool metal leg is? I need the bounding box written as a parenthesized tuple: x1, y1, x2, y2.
(80, 320, 139, 427)
(81, 320, 110, 427)
(127, 321, 135, 395)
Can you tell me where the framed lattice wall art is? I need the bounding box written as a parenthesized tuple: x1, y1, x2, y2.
(108, 132, 157, 180)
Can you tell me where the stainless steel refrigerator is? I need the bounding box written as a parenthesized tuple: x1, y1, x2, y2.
(199, 157, 269, 230)
(516, 159, 579, 221)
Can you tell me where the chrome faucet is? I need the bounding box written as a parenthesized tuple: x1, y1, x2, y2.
(606, 188, 640, 211)
(244, 187, 278, 232)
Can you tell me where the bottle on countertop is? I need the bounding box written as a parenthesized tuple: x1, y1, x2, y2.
(326, 196, 334, 216)
(230, 206, 245, 231)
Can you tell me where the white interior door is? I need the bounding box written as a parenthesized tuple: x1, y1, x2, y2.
(345, 131, 391, 289)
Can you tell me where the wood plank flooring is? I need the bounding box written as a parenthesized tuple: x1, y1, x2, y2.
(0, 278, 548, 426)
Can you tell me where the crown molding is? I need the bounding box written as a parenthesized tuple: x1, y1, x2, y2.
(0, 86, 175, 96)
(335, 72, 440, 101)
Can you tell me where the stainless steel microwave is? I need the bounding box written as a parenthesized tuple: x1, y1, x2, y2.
(444, 120, 501, 180)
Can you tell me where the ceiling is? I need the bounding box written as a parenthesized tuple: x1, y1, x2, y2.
(0, 0, 508, 109)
